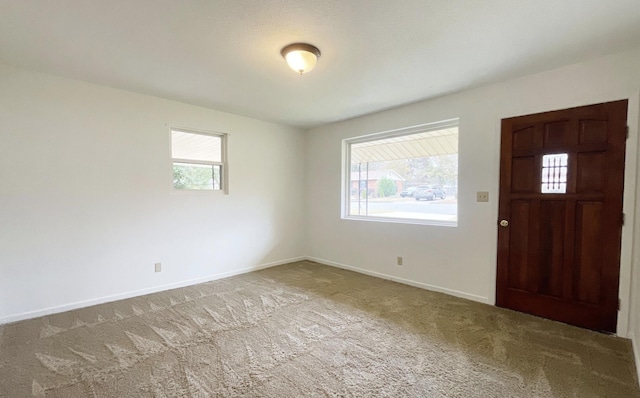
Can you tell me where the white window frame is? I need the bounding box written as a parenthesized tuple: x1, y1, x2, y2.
(170, 127, 229, 194)
(341, 118, 459, 227)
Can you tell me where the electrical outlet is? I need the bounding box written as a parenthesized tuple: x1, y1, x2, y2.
(477, 191, 489, 202)
(397, 256, 403, 266)
(154, 262, 161, 272)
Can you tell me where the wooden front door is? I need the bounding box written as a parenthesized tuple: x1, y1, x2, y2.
(496, 100, 627, 333)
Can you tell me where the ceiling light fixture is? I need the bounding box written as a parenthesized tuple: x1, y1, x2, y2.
(281, 43, 321, 75)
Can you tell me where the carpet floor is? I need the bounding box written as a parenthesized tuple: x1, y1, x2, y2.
(0, 261, 639, 397)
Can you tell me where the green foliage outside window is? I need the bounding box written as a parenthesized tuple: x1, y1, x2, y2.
(377, 177, 397, 197)
(173, 163, 220, 190)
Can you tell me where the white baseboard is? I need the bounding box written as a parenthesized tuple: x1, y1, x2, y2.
(0, 256, 305, 325)
(305, 256, 491, 305)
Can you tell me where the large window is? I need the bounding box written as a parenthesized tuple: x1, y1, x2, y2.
(171, 128, 227, 192)
(343, 119, 458, 226)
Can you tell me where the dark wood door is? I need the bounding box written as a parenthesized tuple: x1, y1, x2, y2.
(496, 100, 627, 333)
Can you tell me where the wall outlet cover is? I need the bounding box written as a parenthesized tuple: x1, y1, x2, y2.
(477, 191, 489, 202)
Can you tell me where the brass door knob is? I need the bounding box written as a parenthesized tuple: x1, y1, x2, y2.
(499, 219, 509, 227)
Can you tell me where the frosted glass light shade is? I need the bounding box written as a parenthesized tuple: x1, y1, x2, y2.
(281, 43, 321, 74)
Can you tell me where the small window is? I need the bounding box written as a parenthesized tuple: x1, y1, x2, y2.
(343, 119, 459, 226)
(171, 128, 227, 192)
(541, 153, 568, 194)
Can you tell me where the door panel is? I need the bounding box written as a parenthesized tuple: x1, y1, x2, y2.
(544, 120, 573, 147)
(496, 100, 627, 333)
(513, 127, 535, 150)
(538, 200, 565, 297)
(511, 157, 535, 192)
(508, 201, 531, 291)
(576, 152, 604, 192)
(579, 119, 608, 143)
(573, 201, 603, 304)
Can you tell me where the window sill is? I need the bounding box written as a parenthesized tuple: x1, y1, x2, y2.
(342, 215, 458, 227)
(170, 188, 228, 195)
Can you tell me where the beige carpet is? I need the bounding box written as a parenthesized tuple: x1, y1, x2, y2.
(0, 261, 638, 397)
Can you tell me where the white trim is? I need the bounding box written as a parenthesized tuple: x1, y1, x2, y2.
(617, 93, 640, 338)
(169, 126, 229, 194)
(343, 214, 457, 227)
(341, 139, 350, 218)
(222, 132, 229, 194)
(0, 256, 305, 325)
(305, 256, 491, 304)
(631, 332, 640, 387)
(341, 119, 459, 227)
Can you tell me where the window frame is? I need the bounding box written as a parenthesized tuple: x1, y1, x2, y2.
(170, 127, 229, 194)
(341, 118, 459, 227)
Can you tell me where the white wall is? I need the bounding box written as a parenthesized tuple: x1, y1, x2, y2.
(305, 47, 640, 338)
(0, 64, 306, 323)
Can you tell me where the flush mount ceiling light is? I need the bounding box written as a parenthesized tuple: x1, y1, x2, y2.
(281, 43, 321, 74)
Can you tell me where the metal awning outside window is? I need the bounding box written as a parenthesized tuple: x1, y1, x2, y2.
(351, 127, 458, 163)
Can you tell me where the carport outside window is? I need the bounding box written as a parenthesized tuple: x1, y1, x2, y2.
(343, 119, 459, 226)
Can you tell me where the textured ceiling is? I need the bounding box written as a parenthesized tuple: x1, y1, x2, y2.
(1, 0, 640, 129)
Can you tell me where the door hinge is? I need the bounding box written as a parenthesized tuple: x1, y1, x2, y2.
(618, 298, 621, 311)
(627, 126, 630, 139)
(622, 213, 626, 225)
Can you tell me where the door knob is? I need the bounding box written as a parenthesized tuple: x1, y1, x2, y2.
(499, 219, 509, 227)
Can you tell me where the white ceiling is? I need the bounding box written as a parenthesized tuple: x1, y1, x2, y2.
(1, 0, 640, 129)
